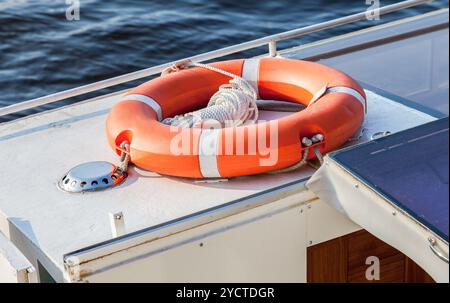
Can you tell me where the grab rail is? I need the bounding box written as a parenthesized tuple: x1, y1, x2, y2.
(0, 0, 433, 117)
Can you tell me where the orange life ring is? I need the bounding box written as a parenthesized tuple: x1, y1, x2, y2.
(106, 58, 366, 178)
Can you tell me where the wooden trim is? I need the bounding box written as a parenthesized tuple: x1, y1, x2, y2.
(307, 230, 435, 283)
(405, 257, 436, 283)
(307, 236, 348, 282)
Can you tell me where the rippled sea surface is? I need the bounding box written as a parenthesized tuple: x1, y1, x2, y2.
(0, 0, 447, 117)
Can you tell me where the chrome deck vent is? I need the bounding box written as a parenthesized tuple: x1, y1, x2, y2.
(58, 161, 127, 193)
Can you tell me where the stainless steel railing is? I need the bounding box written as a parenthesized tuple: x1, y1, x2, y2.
(0, 0, 433, 117)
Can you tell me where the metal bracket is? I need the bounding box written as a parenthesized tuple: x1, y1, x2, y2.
(109, 212, 126, 238)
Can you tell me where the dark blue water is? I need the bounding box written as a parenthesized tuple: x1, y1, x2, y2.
(0, 0, 447, 117)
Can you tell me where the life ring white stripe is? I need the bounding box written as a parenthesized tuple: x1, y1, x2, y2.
(326, 87, 367, 114)
(122, 94, 163, 121)
(242, 58, 260, 98)
(198, 128, 221, 178)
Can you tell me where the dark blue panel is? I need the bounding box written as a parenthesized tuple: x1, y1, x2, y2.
(331, 118, 449, 242)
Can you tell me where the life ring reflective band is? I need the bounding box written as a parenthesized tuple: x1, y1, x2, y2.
(106, 58, 366, 178)
(120, 94, 163, 121)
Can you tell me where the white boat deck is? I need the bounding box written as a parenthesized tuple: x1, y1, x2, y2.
(0, 87, 435, 279)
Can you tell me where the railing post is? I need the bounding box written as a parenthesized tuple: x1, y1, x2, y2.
(268, 41, 277, 57)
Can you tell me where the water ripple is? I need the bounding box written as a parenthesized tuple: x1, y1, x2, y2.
(0, 0, 446, 114)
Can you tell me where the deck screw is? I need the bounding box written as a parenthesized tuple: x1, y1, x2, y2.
(354, 184, 359, 189)
(392, 211, 397, 216)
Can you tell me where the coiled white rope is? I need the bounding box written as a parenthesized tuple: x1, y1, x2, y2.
(162, 61, 258, 128)
(159, 61, 327, 174)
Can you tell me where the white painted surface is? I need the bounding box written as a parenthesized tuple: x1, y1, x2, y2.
(0, 89, 435, 281)
(66, 191, 309, 282)
(65, 190, 365, 282)
(306, 199, 361, 247)
(0, 231, 36, 283)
